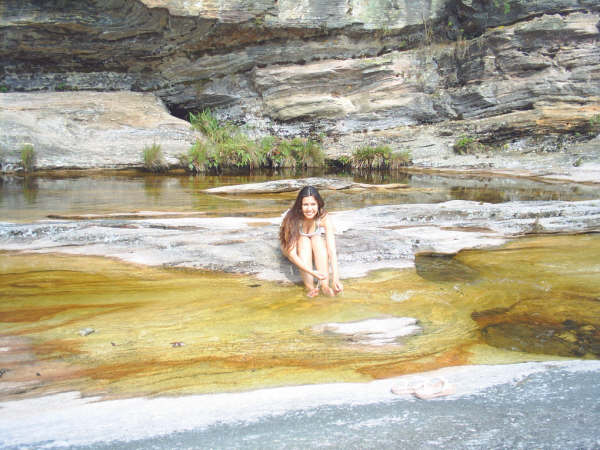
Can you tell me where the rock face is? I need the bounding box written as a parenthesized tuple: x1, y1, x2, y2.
(1, 0, 599, 170)
(0, 92, 202, 170)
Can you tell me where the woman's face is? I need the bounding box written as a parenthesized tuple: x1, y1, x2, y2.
(301, 196, 319, 220)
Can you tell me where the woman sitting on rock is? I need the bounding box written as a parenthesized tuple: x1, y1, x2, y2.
(280, 186, 343, 297)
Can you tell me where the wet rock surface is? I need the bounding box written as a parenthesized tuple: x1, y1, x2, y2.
(1, 361, 600, 449)
(1, 196, 599, 281)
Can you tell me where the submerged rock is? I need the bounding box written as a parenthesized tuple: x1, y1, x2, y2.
(203, 178, 354, 194)
(414, 252, 480, 283)
(78, 328, 95, 337)
(312, 317, 421, 346)
(473, 298, 600, 357)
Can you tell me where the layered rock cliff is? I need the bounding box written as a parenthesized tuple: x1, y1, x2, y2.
(0, 0, 599, 170)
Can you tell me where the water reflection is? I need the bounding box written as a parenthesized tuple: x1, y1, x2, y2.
(449, 186, 507, 204)
(142, 175, 165, 200)
(0, 170, 598, 222)
(348, 169, 413, 185)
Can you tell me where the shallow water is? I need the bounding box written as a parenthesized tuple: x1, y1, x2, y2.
(1, 169, 600, 448)
(1, 234, 598, 400)
(2, 170, 599, 222)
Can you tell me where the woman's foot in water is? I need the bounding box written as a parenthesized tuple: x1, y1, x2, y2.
(321, 284, 335, 297)
(306, 287, 320, 298)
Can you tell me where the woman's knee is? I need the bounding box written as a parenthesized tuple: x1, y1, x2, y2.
(297, 236, 313, 259)
(311, 236, 328, 257)
(311, 237, 329, 270)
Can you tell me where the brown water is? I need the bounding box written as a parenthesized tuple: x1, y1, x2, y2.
(2, 170, 599, 222)
(1, 234, 598, 399)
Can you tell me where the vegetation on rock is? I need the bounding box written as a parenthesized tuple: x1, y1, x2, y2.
(184, 111, 412, 173)
(183, 109, 326, 172)
(589, 115, 600, 133)
(20, 144, 36, 172)
(142, 143, 167, 172)
(453, 135, 487, 155)
(352, 145, 412, 170)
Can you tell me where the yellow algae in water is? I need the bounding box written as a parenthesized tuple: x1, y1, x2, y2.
(1, 234, 599, 398)
(1, 252, 420, 397)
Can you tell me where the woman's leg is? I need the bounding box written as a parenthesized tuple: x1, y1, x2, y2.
(311, 236, 334, 296)
(297, 235, 318, 296)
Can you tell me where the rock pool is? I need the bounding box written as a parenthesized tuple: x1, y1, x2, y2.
(0, 171, 599, 448)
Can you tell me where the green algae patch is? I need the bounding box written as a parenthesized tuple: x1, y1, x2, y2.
(1, 234, 599, 399)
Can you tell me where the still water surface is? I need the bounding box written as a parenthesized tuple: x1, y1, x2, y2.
(2, 170, 598, 222)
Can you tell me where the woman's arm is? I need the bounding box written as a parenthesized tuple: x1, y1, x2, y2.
(323, 215, 343, 292)
(281, 244, 326, 280)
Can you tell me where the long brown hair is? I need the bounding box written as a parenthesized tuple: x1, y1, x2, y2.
(279, 185, 326, 251)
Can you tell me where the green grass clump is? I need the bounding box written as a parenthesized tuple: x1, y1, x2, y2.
(352, 145, 411, 170)
(334, 154, 352, 169)
(255, 136, 281, 169)
(263, 136, 296, 169)
(142, 144, 167, 172)
(294, 138, 325, 168)
(277, 137, 324, 169)
(190, 110, 230, 144)
(185, 109, 325, 172)
(180, 140, 210, 173)
(20, 144, 36, 172)
(188, 110, 267, 171)
(453, 135, 485, 155)
(219, 131, 267, 170)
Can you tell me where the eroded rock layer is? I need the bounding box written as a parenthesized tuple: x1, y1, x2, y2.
(1, 0, 599, 168)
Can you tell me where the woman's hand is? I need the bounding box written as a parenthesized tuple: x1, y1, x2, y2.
(312, 270, 327, 281)
(333, 279, 343, 294)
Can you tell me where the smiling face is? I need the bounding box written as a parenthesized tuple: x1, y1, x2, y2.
(301, 196, 319, 220)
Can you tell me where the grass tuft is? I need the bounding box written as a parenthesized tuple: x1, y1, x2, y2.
(352, 145, 411, 170)
(20, 144, 36, 172)
(142, 144, 167, 172)
(453, 135, 486, 155)
(185, 109, 325, 172)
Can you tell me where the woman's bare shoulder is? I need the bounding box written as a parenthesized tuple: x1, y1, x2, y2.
(320, 212, 334, 228)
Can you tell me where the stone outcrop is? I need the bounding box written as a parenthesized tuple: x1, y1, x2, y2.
(1, 194, 598, 280)
(1, 0, 599, 171)
(0, 92, 201, 170)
